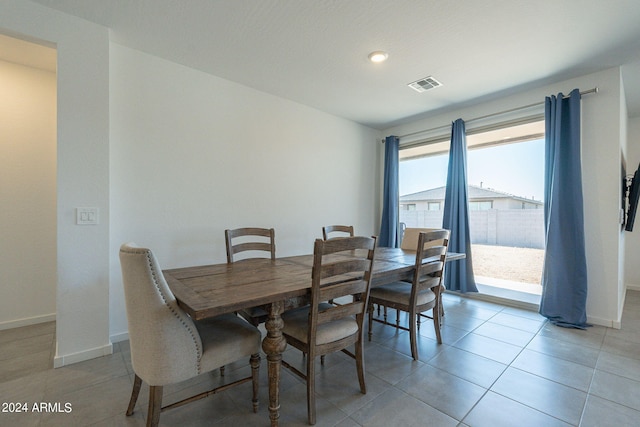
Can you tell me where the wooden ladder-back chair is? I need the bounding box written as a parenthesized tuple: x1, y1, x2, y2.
(395, 227, 447, 319)
(375, 227, 442, 319)
(224, 227, 276, 326)
(119, 243, 261, 427)
(281, 236, 377, 425)
(368, 229, 449, 360)
(322, 225, 355, 305)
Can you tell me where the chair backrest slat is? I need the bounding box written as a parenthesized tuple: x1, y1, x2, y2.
(318, 258, 371, 280)
(416, 275, 441, 293)
(417, 261, 445, 278)
(320, 235, 373, 253)
(322, 225, 354, 241)
(318, 279, 369, 302)
(232, 241, 273, 254)
(317, 301, 364, 325)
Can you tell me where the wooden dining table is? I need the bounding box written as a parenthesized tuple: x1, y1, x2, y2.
(163, 247, 464, 426)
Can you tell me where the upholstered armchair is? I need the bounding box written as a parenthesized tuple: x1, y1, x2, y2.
(119, 243, 261, 427)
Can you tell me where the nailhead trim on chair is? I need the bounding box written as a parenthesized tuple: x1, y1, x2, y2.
(145, 251, 203, 373)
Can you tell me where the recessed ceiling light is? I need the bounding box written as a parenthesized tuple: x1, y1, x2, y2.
(368, 51, 388, 63)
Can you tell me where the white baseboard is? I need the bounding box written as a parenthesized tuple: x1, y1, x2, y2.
(627, 283, 640, 291)
(586, 315, 619, 329)
(0, 313, 56, 331)
(110, 331, 129, 343)
(53, 342, 113, 368)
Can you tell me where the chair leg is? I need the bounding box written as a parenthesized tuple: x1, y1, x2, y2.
(433, 307, 442, 344)
(355, 336, 366, 394)
(147, 385, 163, 427)
(126, 374, 142, 416)
(409, 311, 418, 361)
(307, 352, 316, 425)
(250, 353, 260, 413)
(367, 303, 373, 342)
(434, 290, 443, 345)
(432, 287, 444, 344)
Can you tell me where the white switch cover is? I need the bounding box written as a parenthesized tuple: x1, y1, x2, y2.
(76, 207, 99, 225)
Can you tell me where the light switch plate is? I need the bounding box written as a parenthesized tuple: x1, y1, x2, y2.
(76, 207, 99, 225)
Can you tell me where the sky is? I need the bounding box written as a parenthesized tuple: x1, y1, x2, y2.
(399, 138, 545, 202)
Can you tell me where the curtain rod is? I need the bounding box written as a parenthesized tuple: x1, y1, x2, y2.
(390, 87, 598, 141)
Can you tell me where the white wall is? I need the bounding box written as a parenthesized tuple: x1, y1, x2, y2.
(0, 59, 56, 328)
(626, 116, 640, 289)
(618, 75, 628, 319)
(108, 44, 380, 339)
(1, 0, 111, 366)
(384, 67, 626, 327)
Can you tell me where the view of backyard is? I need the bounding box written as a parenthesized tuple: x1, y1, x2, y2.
(471, 244, 543, 284)
(400, 207, 545, 293)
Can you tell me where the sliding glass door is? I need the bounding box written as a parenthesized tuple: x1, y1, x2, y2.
(399, 120, 545, 301)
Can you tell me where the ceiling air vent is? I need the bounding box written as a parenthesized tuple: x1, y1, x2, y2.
(408, 76, 443, 93)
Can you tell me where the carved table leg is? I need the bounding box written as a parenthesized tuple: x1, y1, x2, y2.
(262, 300, 287, 427)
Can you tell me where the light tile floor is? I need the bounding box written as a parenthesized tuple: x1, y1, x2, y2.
(1, 291, 640, 426)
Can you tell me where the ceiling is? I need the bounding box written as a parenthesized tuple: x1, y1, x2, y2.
(19, 1, 640, 128)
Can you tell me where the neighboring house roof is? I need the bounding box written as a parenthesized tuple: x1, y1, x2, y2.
(400, 185, 542, 205)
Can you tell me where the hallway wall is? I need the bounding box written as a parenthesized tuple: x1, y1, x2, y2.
(0, 57, 56, 328)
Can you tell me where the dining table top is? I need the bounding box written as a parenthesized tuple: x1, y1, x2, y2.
(163, 247, 464, 321)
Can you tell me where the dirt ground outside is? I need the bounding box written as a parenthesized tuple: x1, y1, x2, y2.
(471, 244, 544, 286)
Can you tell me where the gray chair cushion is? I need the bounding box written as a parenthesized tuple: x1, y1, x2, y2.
(369, 281, 436, 306)
(282, 303, 358, 345)
(241, 306, 269, 318)
(195, 314, 262, 373)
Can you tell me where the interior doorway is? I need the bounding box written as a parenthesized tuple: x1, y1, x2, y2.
(0, 33, 57, 365)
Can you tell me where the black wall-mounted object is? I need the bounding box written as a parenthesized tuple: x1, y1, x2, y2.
(626, 163, 640, 232)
